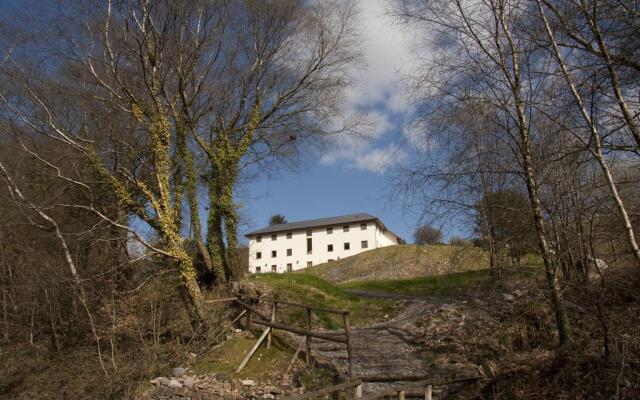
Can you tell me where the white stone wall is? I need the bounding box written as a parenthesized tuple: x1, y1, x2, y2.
(247, 221, 398, 273)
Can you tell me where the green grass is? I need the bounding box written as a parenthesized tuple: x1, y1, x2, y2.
(338, 269, 493, 296)
(251, 273, 396, 328)
(193, 334, 292, 379)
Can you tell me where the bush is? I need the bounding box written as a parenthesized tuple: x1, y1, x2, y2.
(414, 224, 443, 245)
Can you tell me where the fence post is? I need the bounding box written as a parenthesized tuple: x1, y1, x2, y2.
(343, 312, 360, 398)
(267, 301, 277, 349)
(398, 390, 405, 400)
(425, 384, 432, 400)
(343, 312, 355, 378)
(244, 305, 252, 331)
(305, 307, 312, 364)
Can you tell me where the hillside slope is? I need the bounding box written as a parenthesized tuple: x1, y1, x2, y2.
(307, 244, 488, 283)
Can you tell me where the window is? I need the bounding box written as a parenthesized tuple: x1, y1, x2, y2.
(327, 244, 333, 252)
(271, 250, 277, 258)
(287, 248, 292, 256)
(287, 232, 292, 239)
(307, 238, 312, 253)
(361, 240, 368, 249)
(306, 230, 312, 237)
(327, 227, 333, 234)
(307, 261, 313, 267)
(287, 263, 293, 272)
(256, 235, 262, 243)
(271, 234, 277, 241)
(343, 225, 349, 232)
(255, 266, 261, 273)
(344, 242, 350, 250)
(271, 265, 277, 273)
(256, 252, 262, 259)
(360, 223, 367, 230)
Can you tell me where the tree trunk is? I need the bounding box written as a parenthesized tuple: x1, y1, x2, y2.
(206, 174, 229, 284)
(497, 7, 572, 345)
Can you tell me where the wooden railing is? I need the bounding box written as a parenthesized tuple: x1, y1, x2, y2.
(232, 295, 361, 396)
(208, 295, 482, 399)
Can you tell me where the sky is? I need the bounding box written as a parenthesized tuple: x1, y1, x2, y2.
(238, 0, 424, 243)
(0, 0, 443, 244)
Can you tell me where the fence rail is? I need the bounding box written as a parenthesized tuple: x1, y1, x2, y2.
(232, 294, 360, 396)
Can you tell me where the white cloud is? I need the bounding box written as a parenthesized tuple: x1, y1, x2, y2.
(354, 143, 408, 173)
(319, 0, 416, 173)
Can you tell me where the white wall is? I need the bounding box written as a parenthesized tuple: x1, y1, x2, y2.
(247, 221, 398, 273)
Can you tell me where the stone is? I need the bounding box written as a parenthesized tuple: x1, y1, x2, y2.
(241, 379, 255, 386)
(262, 394, 275, 399)
(168, 378, 183, 388)
(173, 367, 187, 377)
(150, 377, 163, 386)
(232, 380, 243, 392)
(160, 377, 172, 387)
(183, 376, 195, 388)
(502, 293, 515, 302)
(234, 328, 242, 333)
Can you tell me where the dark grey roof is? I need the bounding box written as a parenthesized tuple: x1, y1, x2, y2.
(245, 213, 384, 237)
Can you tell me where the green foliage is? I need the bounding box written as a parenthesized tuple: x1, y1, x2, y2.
(268, 214, 288, 226)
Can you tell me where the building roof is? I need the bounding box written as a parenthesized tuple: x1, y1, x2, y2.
(245, 213, 401, 239)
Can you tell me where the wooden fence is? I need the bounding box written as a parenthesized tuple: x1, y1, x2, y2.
(208, 295, 481, 399)
(231, 295, 361, 396)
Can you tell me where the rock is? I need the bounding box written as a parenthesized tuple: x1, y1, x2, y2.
(502, 293, 515, 302)
(168, 378, 183, 388)
(512, 289, 524, 298)
(234, 328, 242, 333)
(262, 394, 275, 399)
(173, 367, 187, 377)
(160, 377, 172, 387)
(183, 376, 195, 388)
(150, 377, 163, 386)
(241, 379, 255, 386)
(232, 380, 243, 392)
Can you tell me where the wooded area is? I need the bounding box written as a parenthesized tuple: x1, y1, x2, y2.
(391, 0, 640, 347)
(0, 0, 639, 398)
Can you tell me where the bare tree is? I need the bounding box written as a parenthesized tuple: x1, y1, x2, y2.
(0, 0, 362, 327)
(392, 0, 572, 344)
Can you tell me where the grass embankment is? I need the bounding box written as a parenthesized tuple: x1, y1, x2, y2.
(309, 244, 489, 283)
(250, 273, 396, 329)
(339, 269, 492, 296)
(339, 266, 544, 297)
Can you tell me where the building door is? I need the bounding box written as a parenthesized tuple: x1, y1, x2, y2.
(287, 263, 292, 272)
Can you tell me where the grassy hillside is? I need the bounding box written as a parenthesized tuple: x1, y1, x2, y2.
(250, 273, 396, 328)
(308, 244, 489, 283)
(339, 269, 492, 296)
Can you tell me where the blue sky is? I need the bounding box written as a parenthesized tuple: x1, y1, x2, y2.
(237, 0, 424, 242)
(0, 0, 444, 243)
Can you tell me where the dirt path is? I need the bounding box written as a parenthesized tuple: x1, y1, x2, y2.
(308, 300, 449, 396)
(306, 292, 488, 397)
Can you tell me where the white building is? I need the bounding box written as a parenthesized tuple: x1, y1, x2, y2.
(245, 213, 403, 273)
